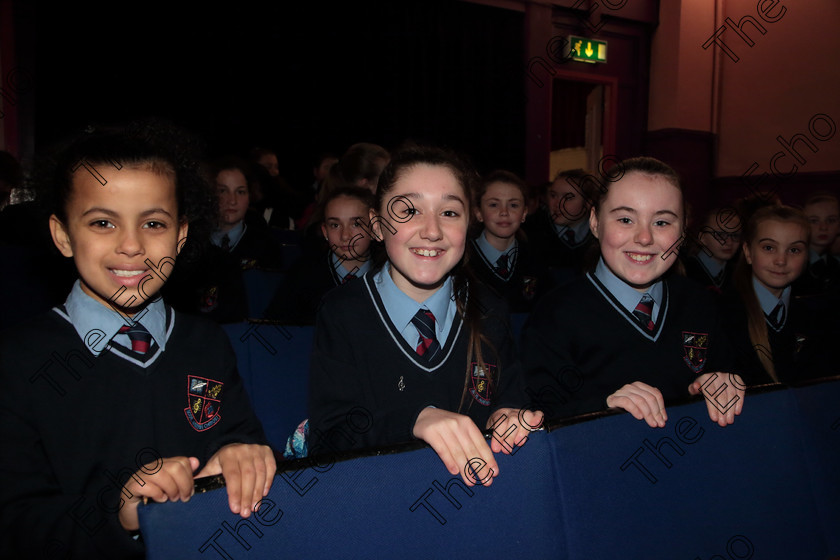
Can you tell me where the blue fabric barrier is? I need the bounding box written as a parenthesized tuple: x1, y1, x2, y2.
(139, 380, 840, 559)
(221, 322, 313, 450)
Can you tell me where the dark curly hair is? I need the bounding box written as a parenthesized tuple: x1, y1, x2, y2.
(34, 118, 216, 266)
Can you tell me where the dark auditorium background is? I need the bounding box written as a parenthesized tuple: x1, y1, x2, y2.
(1, 0, 839, 218)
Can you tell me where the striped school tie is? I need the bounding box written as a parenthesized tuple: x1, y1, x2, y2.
(633, 293, 655, 332)
(118, 323, 153, 354)
(767, 301, 786, 330)
(495, 254, 510, 278)
(411, 309, 441, 361)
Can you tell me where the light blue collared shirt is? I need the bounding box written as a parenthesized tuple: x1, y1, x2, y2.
(594, 258, 663, 320)
(64, 280, 168, 356)
(554, 219, 590, 245)
(809, 249, 821, 265)
(697, 250, 725, 280)
(211, 221, 246, 251)
(373, 262, 456, 349)
(752, 275, 790, 328)
(331, 252, 372, 283)
(475, 230, 517, 269)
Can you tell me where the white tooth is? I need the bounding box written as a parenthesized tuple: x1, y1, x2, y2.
(112, 270, 146, 277)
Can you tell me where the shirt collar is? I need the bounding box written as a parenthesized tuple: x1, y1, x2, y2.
(331, 252, 372, 281)
(64, 280, 168, 356)
(212, 220, 246, 250)
(373, 262, 453, 338)
(752, 275, 791, 316)
(809, 249, 821, 265)
(594, 257, 663, 314)
(554, 219, 590, 242)
(697, 250, 725, 279)
(475, 230, 516, 266)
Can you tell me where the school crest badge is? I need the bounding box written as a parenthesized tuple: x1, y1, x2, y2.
(469, 362, 495, 406)
(521, 276, 537, 301)
(199, 286, 219, 313)
(795, 334, 807, 354)
(184, 375, 224, 431)
(682, 332, 709, 373)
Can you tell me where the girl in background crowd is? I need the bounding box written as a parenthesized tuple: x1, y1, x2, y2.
(265, 186, 374, 324)
(726, 205, 833, 384)
(470, 170, 548, 312)
(682, 207, 741, 295)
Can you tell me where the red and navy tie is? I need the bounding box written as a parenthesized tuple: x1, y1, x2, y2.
(118, 323, 153, 354)
(342, 272, 356, 284)
(495, 254, 510, 278)
(633, 294, 655, 332)
(411, 309, 440, 361)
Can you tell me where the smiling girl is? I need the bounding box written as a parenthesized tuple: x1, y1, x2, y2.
(308, 146, 541, 487)
(523, 157, 745, 429)
(470, 170, 548, 312)
(725, 205, 833, 384)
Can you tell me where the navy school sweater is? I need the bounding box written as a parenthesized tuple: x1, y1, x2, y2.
(308, 273, 528, 456)
(469, 238, 549, 313)
(522, 272, 737, 422)
(0, 306, 268, 559)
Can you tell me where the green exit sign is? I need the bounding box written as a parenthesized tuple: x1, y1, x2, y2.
(567, 36, 607, 63)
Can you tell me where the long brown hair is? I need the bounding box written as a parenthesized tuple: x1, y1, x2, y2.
(372, 145, 498, 412)
(734, 205, 810, 381)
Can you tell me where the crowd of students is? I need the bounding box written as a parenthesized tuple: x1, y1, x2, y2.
(0, 120, 837, 558)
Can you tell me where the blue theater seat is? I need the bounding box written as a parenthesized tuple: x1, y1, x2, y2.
(222, 322, 313, 450)
(241, 269, 286, 319)
(139, 379, 840, 559)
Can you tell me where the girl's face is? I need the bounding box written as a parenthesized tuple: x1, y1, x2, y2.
(321, 195, 372, 263)
(373, 163, 469, 303)
(49, 166, 187, 316)
(547, 177, 588, 226)
(475, 181, 527, 243)
(258, 153, 280, 177)
(743, 219, 808, 298)
(589, 171, 684, 292)
(699, 214, 741, 262)
(217, 169, 249, 231)
(805, 199, 840, 252)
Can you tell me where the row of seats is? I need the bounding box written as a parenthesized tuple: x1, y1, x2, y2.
(138, 379, 840, 559)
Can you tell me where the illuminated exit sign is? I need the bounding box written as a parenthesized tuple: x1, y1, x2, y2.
(567, 35, 607, 63)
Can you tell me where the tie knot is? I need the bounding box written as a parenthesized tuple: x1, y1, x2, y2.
(411, 309, 436, 333)
(411, 309, 440, 360)
(633, 294, 655, 332)
(221, 234, 231, 251)
(768, 300, 786, 330)
(118, 323, 153, 354)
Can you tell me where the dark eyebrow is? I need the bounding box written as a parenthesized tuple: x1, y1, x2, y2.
(401, 192, 466, 207)
(653, 210, 680, 218)
(81, 207, 175, 218)
(608, 206, 636, 214)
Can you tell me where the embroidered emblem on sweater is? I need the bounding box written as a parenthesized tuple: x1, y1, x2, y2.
(682, 332, 709, 373)
(469, 362, 495, 406)
(199, 286, 219, 313)
(521, 276, 537, 301)
(184, 375, 223, 431)
(795, 334, 806, 354)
